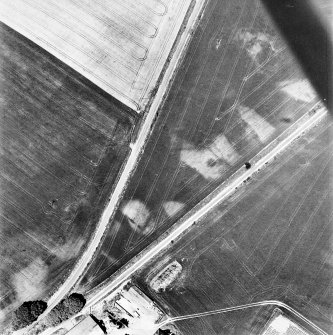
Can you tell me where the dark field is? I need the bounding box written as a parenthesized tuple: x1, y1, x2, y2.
(135, 117, 333, 335)
(164, 305, 279, 335)
(0, 23, 136, 324)
(80, 0, 321, 290)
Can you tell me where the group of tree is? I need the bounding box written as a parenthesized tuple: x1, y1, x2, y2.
(46, 293, 86, 327)
(12, 300, 47, 330)
(106, 311, 129, 329)
(12, 293, 86, 330)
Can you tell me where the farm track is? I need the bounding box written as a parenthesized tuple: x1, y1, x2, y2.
(158, 300, 328, 335)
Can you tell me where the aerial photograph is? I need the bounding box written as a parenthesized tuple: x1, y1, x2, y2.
(0, 0, 331, 334)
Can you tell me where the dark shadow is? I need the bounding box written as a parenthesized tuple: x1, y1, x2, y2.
(261, 0, 332, 112)
(90, 314, 107, 334)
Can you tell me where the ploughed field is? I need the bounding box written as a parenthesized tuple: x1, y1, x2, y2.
(80, 0, 321, 291)
(135, 117, 333, 335)
(0, 0, 192, 111)
(0, 23, 136, 324)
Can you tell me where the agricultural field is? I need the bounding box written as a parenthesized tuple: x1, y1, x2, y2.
(0, 0, 192, 111)
(79, 0, 321, 291)
(161, 305, 280, 335)
(134, 117, 333, 335)
(0, 23, 136, 328)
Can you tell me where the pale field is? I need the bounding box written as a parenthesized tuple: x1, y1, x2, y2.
(262, 315, 309, 335)
(0, 0, 192, 111)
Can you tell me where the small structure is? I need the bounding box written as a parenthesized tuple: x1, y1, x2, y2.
(150, 261, 182, 291)
(65, 315, 104, 335)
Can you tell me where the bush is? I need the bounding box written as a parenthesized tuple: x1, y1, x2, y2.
(47, 293, 86, 327)
(12, 300, 47, 330)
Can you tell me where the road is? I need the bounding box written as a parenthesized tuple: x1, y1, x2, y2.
(35, 94, 326, 335)
(84, 105, 327, 310)
(21, 1, 208, 332)
(158, 300, 328, 335)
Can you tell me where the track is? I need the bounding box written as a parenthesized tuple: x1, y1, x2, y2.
(158, 300, 328, 335)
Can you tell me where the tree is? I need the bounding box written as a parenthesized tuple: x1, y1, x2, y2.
(12, 300, 47, 330)
(47, 293, 86, 327)
(63, 293, 86, 315)
(106, 311, 129, 329)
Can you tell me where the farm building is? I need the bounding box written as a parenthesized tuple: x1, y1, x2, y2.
(89, 285, 165, 335)
(115, 285, 163, 321)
